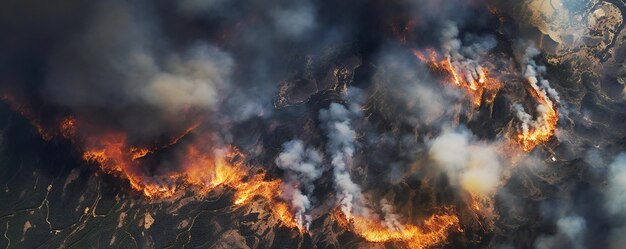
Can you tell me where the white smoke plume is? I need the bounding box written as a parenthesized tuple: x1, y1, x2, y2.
(275, 139, 323, 230)
(319, 102, 367, 220)
(440, 22, 497, 86)
(522, 46, 561, 105)
(510, 45, 561, 147)
(319, 93, 414, 229)
(428, 128, 502, 195)
(512, 103, 552, 138)
(282, 184, 313, 231)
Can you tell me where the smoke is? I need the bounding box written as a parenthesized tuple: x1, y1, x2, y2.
(275, 139, 323, 229)
(38, 1, 234, 141)
(428, 128, 502, 195)
(177, 0, 226, 14)
(605, 153, 626, 249)
(270, 0, 316, 38)
(2, 0, 625, 248)
(317, 88, 422, 230)
(281, 184, 313, 230)
(534, 215, 587, 249)
(374, 48, 458, 127)
(319, 101, 367, 219)
(513, 103, 547, 138)
(381, 199, 405, 231)
(441, 21, 498, 83)
(605, 153, 626, 217)
(522, 46, 561, 105)
(276, 140, 323, 189)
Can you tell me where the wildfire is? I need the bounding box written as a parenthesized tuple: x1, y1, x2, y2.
(232, 174, 301, 230)
(78, 127, 305, 230)
(514, 80, 559, 152)
(80, 132, 168, 197)
(336, 208, 461, 249)
(412, 49, 502, 107)
(179, 144, 303, 230)
(412, 48, 559, 152)
(0, 92, 307, 231)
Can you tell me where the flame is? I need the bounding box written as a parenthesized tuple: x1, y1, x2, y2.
(412, 48, 558, 151)
(78, 127, 304, 230)
(181, 145, 303, 230)
(232, 174, 301, 230)
(0, 93, 305, 231)
(80, 132, 165, 196)
(59, 116, 76, 139)
(412, 49, 502, 107)
(130, 147, 151, 160)
(515, 80, 559, 151)
(336, 208, 461, 249)
(467, 193, 496, 230)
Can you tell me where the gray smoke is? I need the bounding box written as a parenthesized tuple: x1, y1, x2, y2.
(605, 153, 626, 249)
(270, 0, 316, 38)
(41, 1, 234, 140)
(535, 215, 587, 249)
(275, 139, 323, 229)
(534, 215, 587, 249)
(522, 46, 561, 105)
(374, 48, 458, 127)
(45, 1, 234, 111)
(512, 103, 551, 138)
(380, 199, 405, 231)
(319, 101, 367, 219)
(441, 22, 498, 87)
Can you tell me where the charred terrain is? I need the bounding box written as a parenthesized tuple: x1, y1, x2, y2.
(1, 0, 625, 248)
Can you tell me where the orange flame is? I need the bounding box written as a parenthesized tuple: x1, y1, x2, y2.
(232, 174, 301, 230)
(412, 49, 502, 107)
(515, 82, 559, 151)
(81, 132, 163, 196)
(79, 128, 304, 230)
(335, 208, 461, 249)
(178, 144, 303, 230)
(412, 48, 559, 151)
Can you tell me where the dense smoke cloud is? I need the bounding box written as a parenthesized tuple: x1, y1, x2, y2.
(4, 0, 236, 142)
